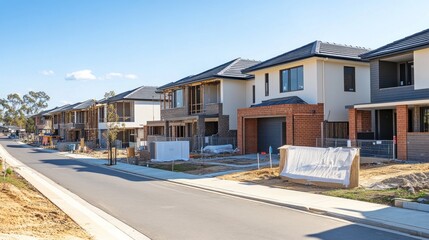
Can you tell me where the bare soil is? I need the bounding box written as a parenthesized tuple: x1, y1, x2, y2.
(0, 165, 92, 240)
(219, 162, 429, 205)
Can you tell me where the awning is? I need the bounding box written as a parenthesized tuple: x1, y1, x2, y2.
(353, 98, 429, 110)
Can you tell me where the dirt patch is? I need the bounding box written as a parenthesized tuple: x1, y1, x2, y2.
(0, 164, 92, 240)
(219, 163, 429, 205)
(147, 162, 236, 175)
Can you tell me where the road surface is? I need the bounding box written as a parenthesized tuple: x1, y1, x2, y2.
(0, 137, 423, 240)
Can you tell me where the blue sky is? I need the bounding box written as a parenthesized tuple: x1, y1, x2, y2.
(1, 0, 429, 108)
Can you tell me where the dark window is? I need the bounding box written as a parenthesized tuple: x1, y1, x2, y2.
(264, 73, 269, 96)
(420, 107, 429, 132)
(173, 89, 183, 108)
(344, 66, 356, 92)
(399, 62, 414, 86)
(252, 85, 255, 103)
(280, 66, 303, 92)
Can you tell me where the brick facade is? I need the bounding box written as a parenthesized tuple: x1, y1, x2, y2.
(237, 103, 324, 154)
(348, 108, 372, 140)
(396, 105, 408, 160)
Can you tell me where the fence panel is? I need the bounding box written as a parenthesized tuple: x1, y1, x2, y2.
(146, 135, 237, 152)
(317, 138, 394, 159)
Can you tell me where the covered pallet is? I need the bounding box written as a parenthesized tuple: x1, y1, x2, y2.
(278, 145, 359, 189)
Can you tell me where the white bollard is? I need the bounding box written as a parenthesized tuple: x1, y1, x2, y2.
(257, 153, 260, 170)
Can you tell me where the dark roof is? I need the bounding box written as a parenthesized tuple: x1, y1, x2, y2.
(243, 41, 370, 73)
(98, 86, 160, 104)
(44, 104, 71, 115)
(251, 96, 307, 108)
(157, 58, 261, 90)
(360, 28, 429, 59)
(73, 99, 95, 110)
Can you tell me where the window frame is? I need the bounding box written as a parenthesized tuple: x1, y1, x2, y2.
(173, 89, 184, 108)
(420, 107, 429, 132)
(344, 66, 356, 92)
(279, 65, 304, 93)
(252, 85, 255, 103)
(264, 73, 269, 96)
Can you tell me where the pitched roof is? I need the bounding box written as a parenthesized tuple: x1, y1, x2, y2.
(72, 99, 96, 110)
(43, 104, 71, 115)
(251, 96, 307, 108)
(98, 86, 160, 104)
(157, 58, 261, 90)
(243, 41, 370, 73)
(360, 28, 429, 59)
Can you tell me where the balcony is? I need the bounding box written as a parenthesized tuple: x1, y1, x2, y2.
(161, 103, 222, 119)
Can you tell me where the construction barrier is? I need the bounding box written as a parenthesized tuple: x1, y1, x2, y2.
(279, 145, 360, 189)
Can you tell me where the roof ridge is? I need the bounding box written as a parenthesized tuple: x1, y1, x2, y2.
(313, 40, 321, 54)
(242, 41, 317, 73)
(123, 86, 143, 99)
(217, 58, 241, 76)
(319, 41, 371, 50)
(362, 28, 429, 57)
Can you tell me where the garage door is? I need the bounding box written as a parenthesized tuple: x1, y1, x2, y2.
(257, 117, 286, 154)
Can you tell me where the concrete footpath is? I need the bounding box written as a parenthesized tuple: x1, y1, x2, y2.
(59, 151, 429, 239)
(0, 144, 150, 240)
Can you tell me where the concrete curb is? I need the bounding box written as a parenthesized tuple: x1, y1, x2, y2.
(80, 160, 429, 239)
(0, 144, 150, 240)
(14, 143, 429, 239)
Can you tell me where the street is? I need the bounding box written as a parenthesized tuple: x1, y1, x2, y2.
(0, 137, 423, 240)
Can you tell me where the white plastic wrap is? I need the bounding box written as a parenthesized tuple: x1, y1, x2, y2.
(280, 146, 358, 186)
(203, 144, 234, 154)
(151, 141, 190, 162)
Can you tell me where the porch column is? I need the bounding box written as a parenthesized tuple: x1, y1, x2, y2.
(396, 105, 408, 160)
(237, 116, 243, 154)
(348, 108, 357, 140)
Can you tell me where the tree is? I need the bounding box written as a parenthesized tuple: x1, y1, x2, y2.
(23, 91, 50, 115)
(104, 91, 115, 99)
(102, 103, 124, 165)
(0, 91, 50, 131)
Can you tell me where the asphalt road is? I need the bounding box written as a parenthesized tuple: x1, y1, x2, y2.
(0, 137, 424, 240)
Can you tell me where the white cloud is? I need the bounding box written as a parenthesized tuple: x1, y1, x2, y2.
(65, 69, 97, 81)
(104, 72, 138, 80)
(105, 72, 124, 79)
(41, 70, 55, 76)
(60, 100, 71, 105)
(124, 74, 138, 80)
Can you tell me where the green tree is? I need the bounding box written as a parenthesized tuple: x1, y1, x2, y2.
(104, 91, 115, 99)
(0, 91, 50, 131)
(102, 103, 124, 165)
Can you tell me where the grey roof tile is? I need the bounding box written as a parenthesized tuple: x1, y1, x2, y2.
(158, 58, 260, 90)
(360, 28, 429, 59)
(243, 41, 369, 73)
(251, 96, 307, 108)
(98, 86, 161, 104)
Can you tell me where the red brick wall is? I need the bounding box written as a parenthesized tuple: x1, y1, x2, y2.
(237, 103, 324, 154)
(348, 108, 357, 140)
(357, 110, 372, 132)
(293, 114, 324, 146)
(396, 105, 408, 160)
(244, 118, 258, 153)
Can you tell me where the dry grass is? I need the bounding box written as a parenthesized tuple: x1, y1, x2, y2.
(0, 161, 92, 240)
(219, 163, 429, 205)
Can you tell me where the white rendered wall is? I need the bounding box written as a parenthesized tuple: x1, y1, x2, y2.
(98, 100, 161, 129)
(221, 79, 247, 130)
(322, 60, 370, 121)
(250, 58, 319, 105)
(414, 48, 429, 90)
(245, 78, 255, 107)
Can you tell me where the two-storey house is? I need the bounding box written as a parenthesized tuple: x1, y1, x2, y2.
(349, 29, 429, 161)
(238, 41, 370, 154)
(97, 86, 161, 148)
(146, 58, 260, 141)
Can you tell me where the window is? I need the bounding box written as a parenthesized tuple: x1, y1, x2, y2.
(265, 73, 269, 96)
(280, 66, 303, 92)
(420, 107, 429, 132)
(252, 85, 255, 103)
(173, 89, 183, 108)
(344, 66, 356, 92)
(399, 62, 414, 86)
(99, 107, 105, 122)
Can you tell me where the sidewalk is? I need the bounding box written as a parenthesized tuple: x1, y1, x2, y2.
(60, 150, 429, 238)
